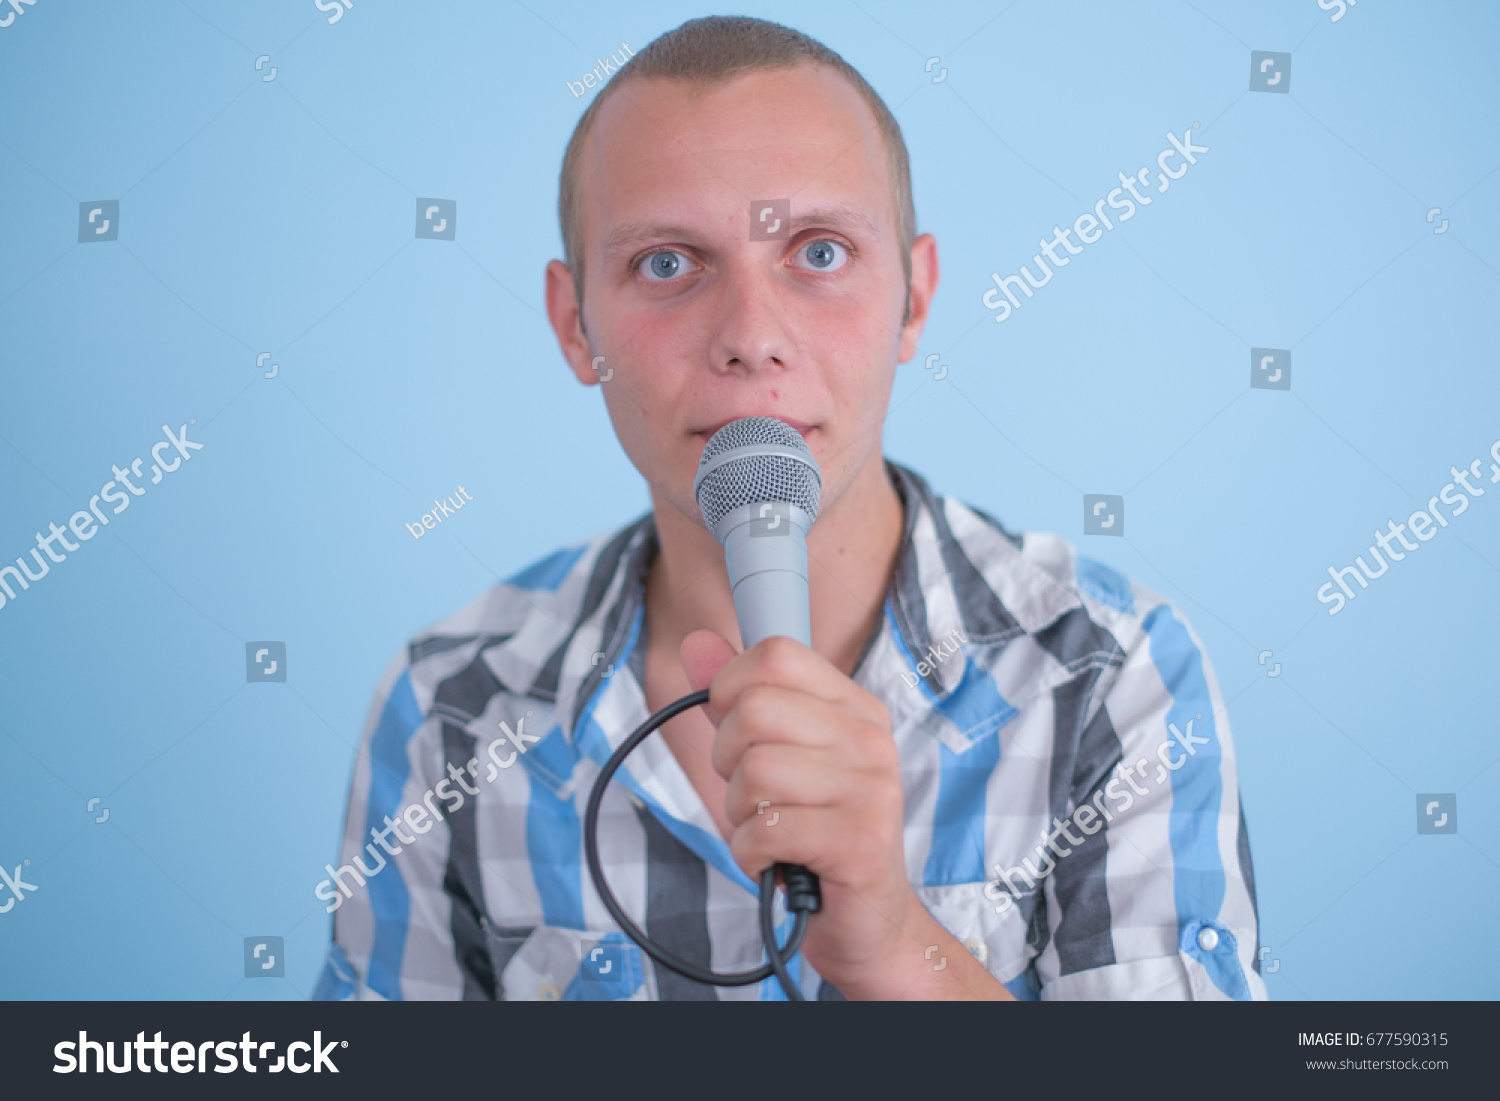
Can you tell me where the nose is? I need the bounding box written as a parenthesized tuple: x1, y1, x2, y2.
(707, 254, 797, 377)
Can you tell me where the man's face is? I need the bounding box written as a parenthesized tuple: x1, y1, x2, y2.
(549, 63, 935, 527)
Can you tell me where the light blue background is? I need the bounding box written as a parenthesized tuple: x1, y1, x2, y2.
(1, 0, 1496, 1000)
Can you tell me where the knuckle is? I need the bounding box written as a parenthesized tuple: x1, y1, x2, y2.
(736, 686, 780, 730)
(865, 728, 901, 771)
(730, 827, 765, 865)
(738, 744, 778, 790)
(756, 636, 802, 680)
(709, 723, 740, 776)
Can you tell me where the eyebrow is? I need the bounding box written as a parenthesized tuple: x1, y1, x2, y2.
(600, 205, 882, 262)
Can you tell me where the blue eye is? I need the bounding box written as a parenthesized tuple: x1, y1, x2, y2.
(798, 239, 847, 271)
(641, 251, 689, 280)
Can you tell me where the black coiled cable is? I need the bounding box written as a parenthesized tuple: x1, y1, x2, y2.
(583, 688, 821, 1000)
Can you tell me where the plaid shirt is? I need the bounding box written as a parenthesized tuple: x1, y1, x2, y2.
(312, 462, 1266, 1001)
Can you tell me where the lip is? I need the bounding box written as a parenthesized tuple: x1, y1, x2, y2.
(693, 416, 818, 441)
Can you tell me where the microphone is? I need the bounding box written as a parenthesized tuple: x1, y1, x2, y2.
(582, 415, 824, 1000)
(691, 416, 824, 919)
(692, 416, 822, 648)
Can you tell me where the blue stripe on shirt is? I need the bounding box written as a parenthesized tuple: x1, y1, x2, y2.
(361, 668, 424, 1000)
(1142, 604, 1244, 999)
(515, 722, 579, 795)
(311, 943, 357, 1001)
(925, 663, 1010, 886)
(1005, 968, 1042, 1000)
(887, 607, 1015, 886)
(507, 544, 587, 591)
(1075, 555, 1135, 615)
(526, 773, 585, 929)
(1179, 921, 1251, 1001)
(571, 604, 757, 895)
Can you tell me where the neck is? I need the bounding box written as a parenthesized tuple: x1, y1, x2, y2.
(643, 450, 905, 676)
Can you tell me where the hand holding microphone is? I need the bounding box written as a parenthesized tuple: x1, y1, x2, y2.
(587, 417, 939, 1000)
(685, 419, 926, 1000)
(688, 417, 827, 923)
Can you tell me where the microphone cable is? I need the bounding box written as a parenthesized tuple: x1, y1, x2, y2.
(583, 688, 822, 1001)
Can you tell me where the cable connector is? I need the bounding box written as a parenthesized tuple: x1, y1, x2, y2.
(779, 863, 821, 914)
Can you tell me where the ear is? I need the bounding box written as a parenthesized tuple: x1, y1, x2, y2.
(680, 629, 740, 724)
(897, 232, 939, 364)
(545, 258, 601, 385)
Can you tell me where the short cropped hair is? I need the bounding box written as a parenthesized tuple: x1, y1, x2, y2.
(558, 15, 917, 312)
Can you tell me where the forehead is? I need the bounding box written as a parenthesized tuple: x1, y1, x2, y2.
(575, 64, 894, 250)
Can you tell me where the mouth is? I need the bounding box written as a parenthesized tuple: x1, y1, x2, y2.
(692, 416, 818, 442)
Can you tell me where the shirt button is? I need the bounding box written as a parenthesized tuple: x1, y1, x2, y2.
(538, 981, 561, 1001)
(963, 938, 988, 963)
(1196, 926, 1219, 952)
(627, 792, 644, 810)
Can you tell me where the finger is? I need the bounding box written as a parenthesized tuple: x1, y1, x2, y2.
(721, 743, 849, 826)
(709, 635, 872, 719)
(680, 628, 738, 724)
(728, 805, 895, 881)
(711, 686, 886, 779)
(729, 806, 825, 877)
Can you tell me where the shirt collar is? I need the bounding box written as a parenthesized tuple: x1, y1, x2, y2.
(551, 459, 1040, 744)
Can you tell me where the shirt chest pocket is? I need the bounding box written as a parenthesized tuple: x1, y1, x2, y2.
(486, 921, 648, 1001)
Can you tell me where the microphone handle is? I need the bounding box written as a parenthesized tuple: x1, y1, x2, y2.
(718, 503, 823, 922)
(721, 503, 813, 648)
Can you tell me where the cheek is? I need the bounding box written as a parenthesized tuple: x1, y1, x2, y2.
(594, 329, 702, 481)
(796, 279, 905, 383)
(600, 308, 689, 409)
(824, 352, 896, 419)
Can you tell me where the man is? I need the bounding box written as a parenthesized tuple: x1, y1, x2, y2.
(314, 15, 1264, 1001)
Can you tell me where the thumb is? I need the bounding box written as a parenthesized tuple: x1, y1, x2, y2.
(680, 628, 739, 724)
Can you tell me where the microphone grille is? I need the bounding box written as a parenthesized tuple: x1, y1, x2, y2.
(694, 417, 822, 534)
